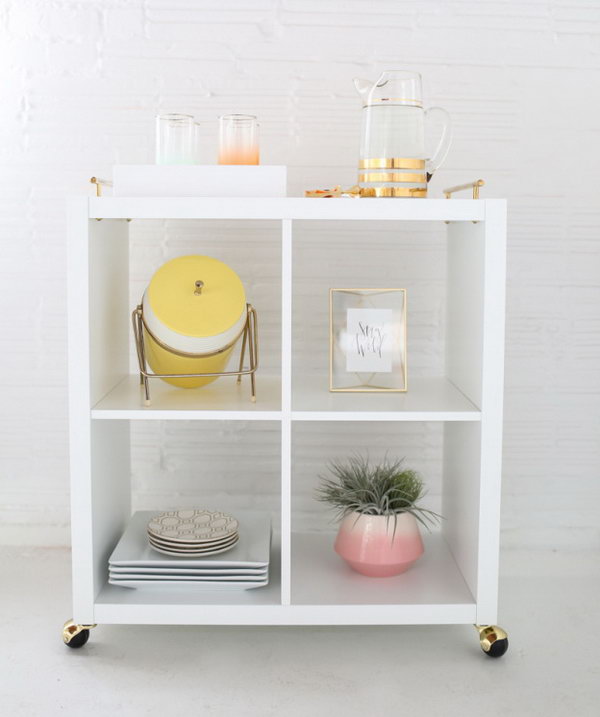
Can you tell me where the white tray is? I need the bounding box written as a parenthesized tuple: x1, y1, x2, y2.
(112, 165, 287, 197)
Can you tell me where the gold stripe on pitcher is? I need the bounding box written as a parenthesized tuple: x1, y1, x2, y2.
(359, 172, 427, 183)
(359, 158, 425, 170)
(360, 187, 428, 198)
(369, 98, 423, 107)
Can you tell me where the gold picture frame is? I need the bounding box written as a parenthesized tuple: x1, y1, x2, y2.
(329, 288, 407, 393)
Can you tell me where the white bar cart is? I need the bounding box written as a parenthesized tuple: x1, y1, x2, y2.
(63, 192, 508, 657)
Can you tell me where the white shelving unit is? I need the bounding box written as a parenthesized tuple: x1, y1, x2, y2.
(66, 196, 506, 641)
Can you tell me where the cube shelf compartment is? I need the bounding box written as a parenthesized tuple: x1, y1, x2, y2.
(67, 196, 506, 636)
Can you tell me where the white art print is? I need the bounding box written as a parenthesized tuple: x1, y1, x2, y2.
(345, 308, 393, 373)
(330, 288, 406, 392)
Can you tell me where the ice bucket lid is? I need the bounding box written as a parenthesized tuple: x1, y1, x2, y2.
(143, 255, 246, 354)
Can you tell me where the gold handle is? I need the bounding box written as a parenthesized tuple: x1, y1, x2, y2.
(443, 179, 484, 199)
(90, 176, 113, 197)
(194, 280, 204, 295)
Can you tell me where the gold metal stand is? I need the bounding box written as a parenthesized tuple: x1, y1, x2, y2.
(63, 619, 96, 648)
(132, 303, 259, 406)
(474, 624, 509, 657)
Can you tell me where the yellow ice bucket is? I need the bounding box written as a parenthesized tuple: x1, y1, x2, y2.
(141, 255, 247, 388)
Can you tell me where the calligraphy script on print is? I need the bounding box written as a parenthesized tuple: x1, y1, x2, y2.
(345, 308, 393, 373)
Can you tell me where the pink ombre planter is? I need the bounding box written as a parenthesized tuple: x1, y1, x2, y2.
(334, 512, 424, 577)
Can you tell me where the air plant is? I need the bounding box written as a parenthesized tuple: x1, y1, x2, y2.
(316, 454, 442, 532)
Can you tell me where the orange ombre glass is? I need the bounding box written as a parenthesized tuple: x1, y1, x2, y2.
(218, 114, 259, 165)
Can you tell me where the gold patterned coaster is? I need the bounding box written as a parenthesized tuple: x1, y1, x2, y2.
(147, 510, 239, 543)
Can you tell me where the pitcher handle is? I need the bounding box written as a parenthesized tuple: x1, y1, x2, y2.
(424, 106, 452, 175)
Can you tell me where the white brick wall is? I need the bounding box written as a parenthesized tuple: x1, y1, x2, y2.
(0, 0, 599, 548)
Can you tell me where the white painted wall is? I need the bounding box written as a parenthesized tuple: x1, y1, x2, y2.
(1, 0, 598, 548)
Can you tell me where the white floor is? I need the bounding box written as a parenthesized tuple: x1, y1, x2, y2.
(1, 546, 598, 716)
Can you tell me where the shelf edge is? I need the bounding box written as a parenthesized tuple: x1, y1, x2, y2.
(91, 410, 284, 421)
(290, 411, 481, 422)
(93, 602, 477, 625)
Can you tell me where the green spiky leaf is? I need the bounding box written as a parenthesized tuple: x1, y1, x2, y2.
(315, 454, 442, 532)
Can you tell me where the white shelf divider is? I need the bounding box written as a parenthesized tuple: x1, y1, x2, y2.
(292, 376, 481, 421)
(90, 375, 479, 422)
(89, 197, 486, 222)
(291, 532, 475, 621)
(91, 374, 282, 420)
(280, 219, 293, 605)
(95, 538, 283, 624)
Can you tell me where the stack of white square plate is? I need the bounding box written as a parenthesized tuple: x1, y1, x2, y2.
(108, 511, 271, 590)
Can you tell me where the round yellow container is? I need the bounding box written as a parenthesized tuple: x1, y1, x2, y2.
(142, 255, 246, 388)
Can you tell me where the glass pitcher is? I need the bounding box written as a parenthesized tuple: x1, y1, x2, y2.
(354, 70, 452, 197)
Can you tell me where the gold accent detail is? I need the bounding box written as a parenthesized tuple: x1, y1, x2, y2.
(475, 625, 508, 652)
(89, 176, 113, 197)
(360, 158, 425, 170)
(359, 172, 427, 183)
(304, 185, 361, 197)
(360, 187, 427, 198)
(194, 280, 204, 295)
(443, 179, 485, 200)
(62, 619, 96, 644)
(132, 303, 258, 404)
(329, 288, 407, 393)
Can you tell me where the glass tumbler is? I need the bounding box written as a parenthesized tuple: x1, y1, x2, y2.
(218, 114, 259, 165)
(155, 113, 195, 165)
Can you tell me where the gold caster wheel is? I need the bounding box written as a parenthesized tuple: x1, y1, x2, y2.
(475, 624, 509, 658)
(62, 619, 96, 649)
